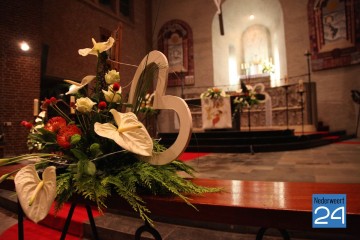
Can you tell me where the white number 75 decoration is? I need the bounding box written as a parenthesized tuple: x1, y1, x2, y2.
(127, 50, 192, 165)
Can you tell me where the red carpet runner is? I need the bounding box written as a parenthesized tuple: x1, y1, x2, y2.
(0, 203, 100, 240)
(178, 152, 209, 162)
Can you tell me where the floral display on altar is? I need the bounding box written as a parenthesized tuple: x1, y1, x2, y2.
(0, 37, 219, 224)
(233, 80, 266, 115)
(200, 87, 232, 129)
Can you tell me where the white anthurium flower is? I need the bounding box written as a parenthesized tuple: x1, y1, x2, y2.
(78, 37, 115, 56)
(105, 69, 120, 85)
(15, 164, 56, 223)
(94, 109, 153, 156)
(76, 97, 96, 113)
(65, 75, 96, 95)
(102, 84, 122, 103)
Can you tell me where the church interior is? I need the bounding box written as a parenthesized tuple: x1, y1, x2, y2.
(0, 0, 359, 239)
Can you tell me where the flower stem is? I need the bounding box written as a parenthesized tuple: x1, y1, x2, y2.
(51, 104, 72, 123)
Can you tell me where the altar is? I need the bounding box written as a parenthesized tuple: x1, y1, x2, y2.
(186, 82, 317, 132)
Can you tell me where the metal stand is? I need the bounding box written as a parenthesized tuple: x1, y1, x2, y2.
(17, 200, 24, 240)
(60, 202, 99, 240)
(282, 85, 290, 129)
(16, 200, 99, 240)
(356, 105, 360, 138)
(180, 70, 185, 99)
(305, 51, 313, 124)
(298, 90, 305, 135)
(256, 227, 290, 240)
(135, 220, 162, 240)
(248, 107, 251, 131)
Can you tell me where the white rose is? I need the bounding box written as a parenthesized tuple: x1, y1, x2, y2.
(76, 97, 96, 113)
(105, 70, 120, 85)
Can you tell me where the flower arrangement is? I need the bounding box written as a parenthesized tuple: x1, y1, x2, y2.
(0, 37, 218, 224)
(233, 80, 266, 114)
(200, 87, 227, 99)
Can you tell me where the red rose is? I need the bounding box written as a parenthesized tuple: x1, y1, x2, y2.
(44, 117, 67, 132)
(56, 124, 81, 149)
(98, 101, 107, 110)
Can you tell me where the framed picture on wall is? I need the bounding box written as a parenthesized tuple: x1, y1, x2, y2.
(308, 0, 360, 70)
(158, 19, 194, 87)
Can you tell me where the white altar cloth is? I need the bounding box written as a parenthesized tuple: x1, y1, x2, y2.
(201, 97, 232, 129)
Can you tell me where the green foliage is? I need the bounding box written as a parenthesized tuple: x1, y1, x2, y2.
(55, 172, 74, 211)
(132, 63, 158, 115)
(55, 152, 220, 224)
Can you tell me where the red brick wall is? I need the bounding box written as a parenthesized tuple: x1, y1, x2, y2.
(42, 0, 150, 94)
(0, 0, 42, 156)
(0, 0, 151, 156)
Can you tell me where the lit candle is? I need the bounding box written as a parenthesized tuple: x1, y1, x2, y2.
(70, 96, 76, 114)
(298, 79, 304, 92)
(33, 99, 39, 116)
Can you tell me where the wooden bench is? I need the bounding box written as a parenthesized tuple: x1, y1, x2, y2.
(1, 171, 360, 239)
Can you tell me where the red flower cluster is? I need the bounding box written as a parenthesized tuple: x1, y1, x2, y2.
(44, 117, 66, 132)
(213, 88, 221, 93)
(56, 124, 81, 149)
(42, 97, 57, 109)
(45, 116, 81, 149)
(20, 121, 33, 129)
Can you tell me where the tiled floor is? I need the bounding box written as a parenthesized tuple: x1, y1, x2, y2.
(186, 138, 360, 183)
(0, 138, 359, 239)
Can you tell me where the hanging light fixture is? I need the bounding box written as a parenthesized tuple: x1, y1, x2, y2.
(20, 41, 30, 51)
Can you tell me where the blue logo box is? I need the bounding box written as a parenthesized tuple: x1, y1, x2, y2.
(312, 194, 346, 228)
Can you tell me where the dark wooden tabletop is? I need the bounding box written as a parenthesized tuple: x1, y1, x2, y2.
(125, 179, 360, 235)
(1, 166, 359, 236)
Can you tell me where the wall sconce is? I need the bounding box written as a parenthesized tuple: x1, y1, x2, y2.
(20, 41, 30, 51)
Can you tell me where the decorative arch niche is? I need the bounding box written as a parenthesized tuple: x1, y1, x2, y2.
(157, 19, 194, 87)
(212, 0, 286, 88)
